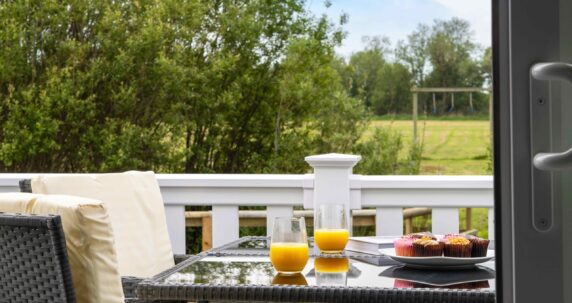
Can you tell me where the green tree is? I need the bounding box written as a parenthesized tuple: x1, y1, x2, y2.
(346, 37, 389, 109)
(481, 47, 493, 88)
(396, 24, 430, 86)
(425, 18, 483, 88)
(343, 37, 413, 115)
(372, 62, 412, 114)
(0, 0, 366, 174)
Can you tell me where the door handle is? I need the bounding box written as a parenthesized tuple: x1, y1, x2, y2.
(531, 62, 572, 171)
(534, 150, 572, 171)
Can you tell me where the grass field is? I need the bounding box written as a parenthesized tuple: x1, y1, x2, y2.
(366, 120, 492, 175)
(366, 119, 492, 238)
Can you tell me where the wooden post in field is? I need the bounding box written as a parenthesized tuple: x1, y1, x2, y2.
(413, 91, 419, 144)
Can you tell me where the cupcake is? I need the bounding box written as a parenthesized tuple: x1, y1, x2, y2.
(468, 237, 490, 257)
(443, 237, 472, 257)
(394, 236, 415, 256)
(408, 232, 437, 240)
(412, 237, 444, 257)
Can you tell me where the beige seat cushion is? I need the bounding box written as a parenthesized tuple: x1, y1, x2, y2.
(0, 192, 36, 213)
(32, 171, 175, 278)
(0, 193, 125, 303)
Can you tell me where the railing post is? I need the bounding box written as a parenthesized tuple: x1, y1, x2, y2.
(212, 205, 239, 247)
(267, 206, 293, 237)
(305, 153, 361, 232)
(488, 208, 495, 240)
(432, 208, 460, 235)
(376, 207, 403, 236)
(164, 204, 187, 254)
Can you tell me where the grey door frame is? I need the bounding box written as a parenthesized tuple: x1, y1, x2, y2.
(494, 0, 566, 302)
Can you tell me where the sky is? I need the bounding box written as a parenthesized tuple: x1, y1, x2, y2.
(307, 0, 491, 58)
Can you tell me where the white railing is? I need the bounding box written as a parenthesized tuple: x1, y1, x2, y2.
(0, 154, 494, 254)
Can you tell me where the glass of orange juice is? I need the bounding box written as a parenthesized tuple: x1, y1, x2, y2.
(270, 217, 309, 274)
(315, 256, 349, 286)
(314, 204, 349, 253)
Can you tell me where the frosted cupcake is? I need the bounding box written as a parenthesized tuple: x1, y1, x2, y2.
(443, 236, 472, 257)
(394, 236, 415, 256)
(412, 237, 444, 257)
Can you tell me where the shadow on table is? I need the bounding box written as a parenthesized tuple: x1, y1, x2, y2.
(379, 265, 495, 289)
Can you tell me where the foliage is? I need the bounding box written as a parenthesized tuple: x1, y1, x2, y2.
(333, 18, 491, 116)
(353, 127, 422, 175)
(335, 37, 413, 115)
(425, 18, 482, 88)
(395, 18, 491, 115)
(0, 0, 365, 174)
(395, 24, 431, 86)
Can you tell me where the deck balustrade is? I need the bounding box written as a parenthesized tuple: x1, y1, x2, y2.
(0, 153, 494, 254)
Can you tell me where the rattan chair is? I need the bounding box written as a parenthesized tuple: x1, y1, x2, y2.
(0, 213, 76, 302)
(19, 179, 189, 302)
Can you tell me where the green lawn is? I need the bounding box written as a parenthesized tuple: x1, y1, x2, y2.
(366, 120, 492, 175)
(366, 119, 492, 238)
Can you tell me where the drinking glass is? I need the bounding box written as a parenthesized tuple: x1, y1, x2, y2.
(315, 256, 349, 286)
(270, 217, 309, 274)
(314, 204, 349, 253)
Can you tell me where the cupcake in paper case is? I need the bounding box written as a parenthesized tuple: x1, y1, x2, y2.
(468, 237, 490, 257)
(412, 237, 444, 257)
(443, 237, 472, 258)
(393, 236, 415, 257)
(408, 232, 437, 240)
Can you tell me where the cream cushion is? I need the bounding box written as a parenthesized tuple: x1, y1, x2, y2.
(32, 171, 175, 278)
(0, 192, 35, 213)
(0, 193, 125, 303)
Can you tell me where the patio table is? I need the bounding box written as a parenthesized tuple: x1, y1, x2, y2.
(136, 236, 496, 303)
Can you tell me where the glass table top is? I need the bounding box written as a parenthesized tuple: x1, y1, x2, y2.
(164, 238, 496, 290)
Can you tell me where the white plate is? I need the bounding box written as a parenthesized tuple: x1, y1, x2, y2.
(379, 248, 495, 270)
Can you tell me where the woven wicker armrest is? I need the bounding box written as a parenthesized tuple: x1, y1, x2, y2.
(0, 213, 76, 302)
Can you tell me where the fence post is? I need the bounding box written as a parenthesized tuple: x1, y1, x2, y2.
(305, 153, 361, 233)
(164, 204, 187, 254)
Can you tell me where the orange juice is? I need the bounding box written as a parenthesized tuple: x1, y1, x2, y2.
(272, 273, 308, 285)
(314, 257, 349, 273)
(270, 242, 309, 273)
(314, 229, 349, 252)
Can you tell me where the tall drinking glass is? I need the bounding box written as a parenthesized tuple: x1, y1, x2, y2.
(314, 204, 349, 253)
(270, 217, 309, 274)
(315, 256, 349, 286)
